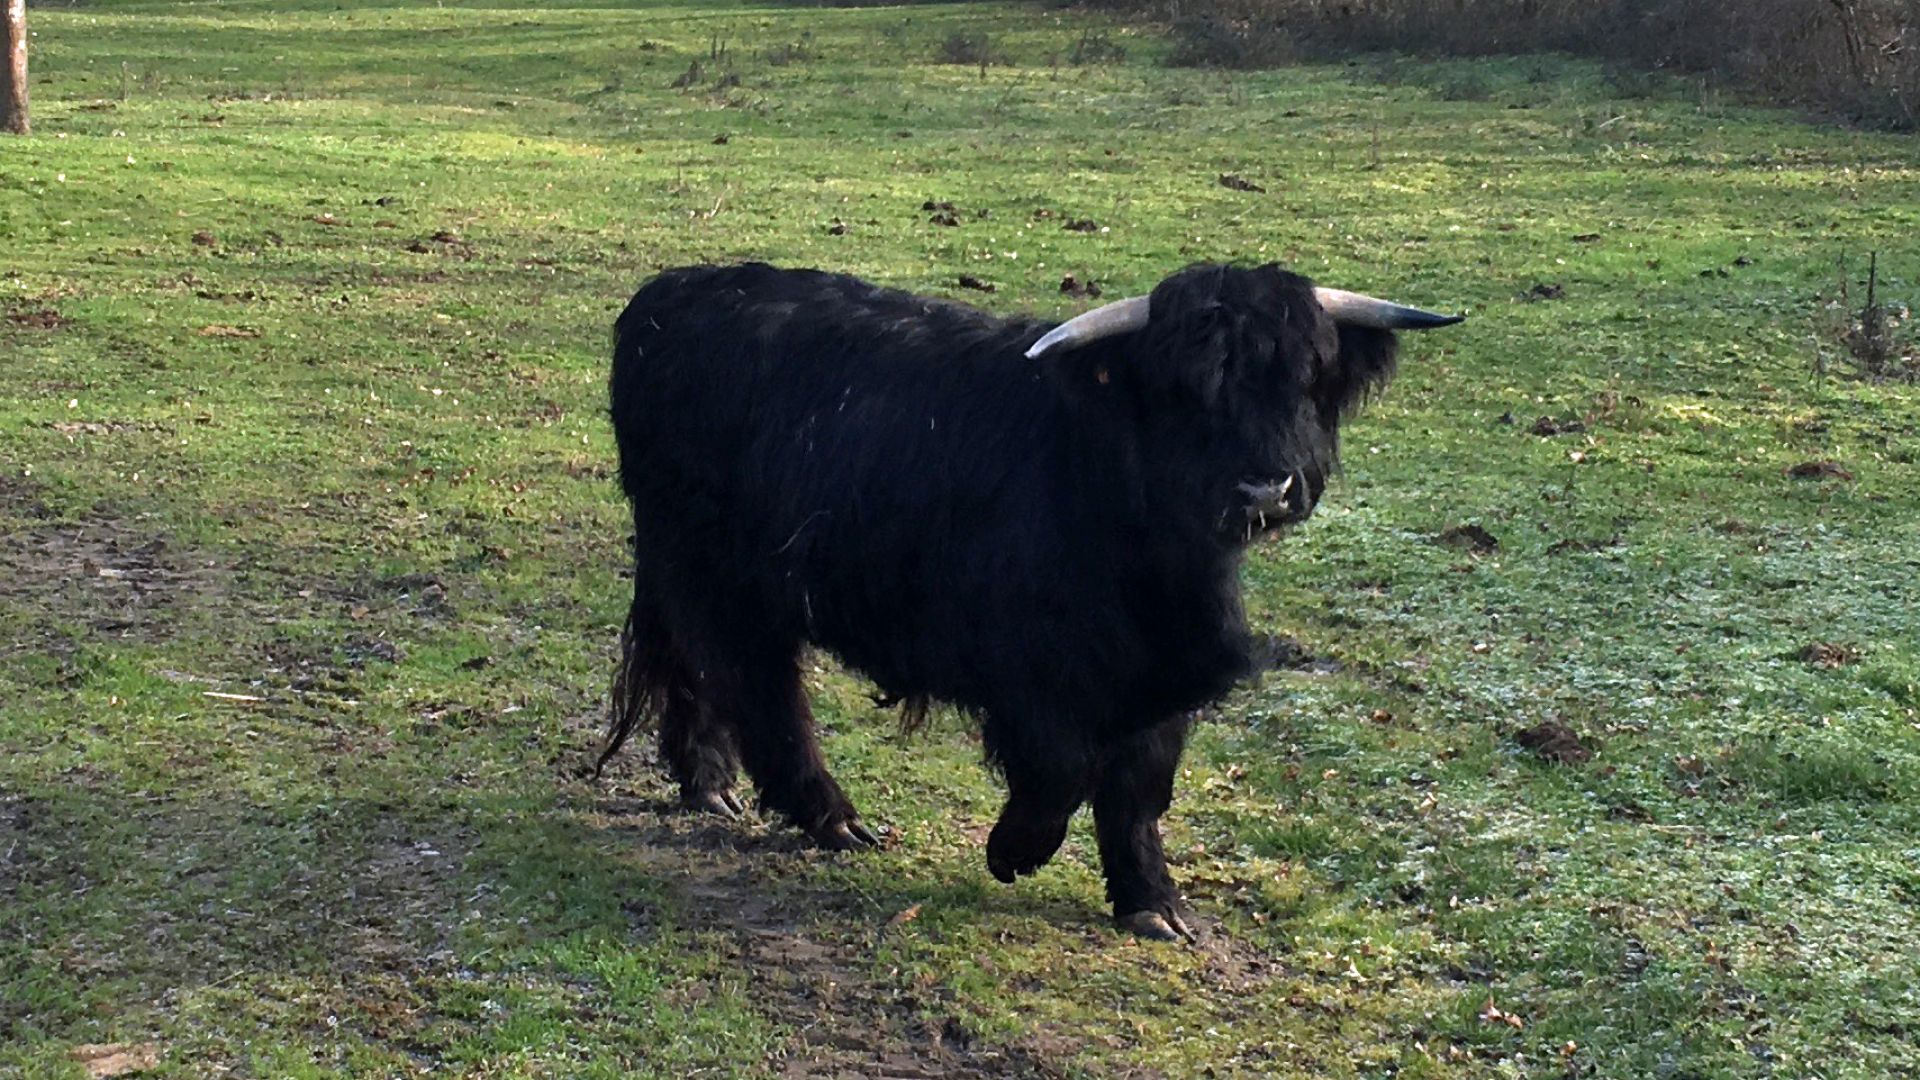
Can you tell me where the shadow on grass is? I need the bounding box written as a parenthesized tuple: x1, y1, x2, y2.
(1, 758, 1070, 1076)
(1, 782, 618, 1031)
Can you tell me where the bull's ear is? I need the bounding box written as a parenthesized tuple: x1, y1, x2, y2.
(1323, 324, 1400, 416)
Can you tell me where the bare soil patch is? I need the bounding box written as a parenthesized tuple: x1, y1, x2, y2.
(5, 307, 72, 331)
(1435, 523, 1500, 554)
(0, 473, 52, 519)
(1516, 721, 1595, 765)
(0, 513, 224, 648)
(1058, 274, 1103, 298)
(592, 769, 1069, 1078)
(1797, 641, 1860, 668)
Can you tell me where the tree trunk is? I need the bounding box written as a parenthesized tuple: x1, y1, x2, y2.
(1, 0, 26, 135)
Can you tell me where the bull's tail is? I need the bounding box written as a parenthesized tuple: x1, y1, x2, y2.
(595, 588, 674, 777)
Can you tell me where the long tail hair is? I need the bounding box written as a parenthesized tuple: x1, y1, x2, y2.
(595, 592, 671, 777)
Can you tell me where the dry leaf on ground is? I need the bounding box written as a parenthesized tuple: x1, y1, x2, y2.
(70, 1043, 161, 1079)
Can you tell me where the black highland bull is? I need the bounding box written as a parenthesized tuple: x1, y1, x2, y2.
(603, 262, 1461, 940)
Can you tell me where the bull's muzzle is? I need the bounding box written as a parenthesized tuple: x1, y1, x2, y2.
(1236, 472, 1317, 531)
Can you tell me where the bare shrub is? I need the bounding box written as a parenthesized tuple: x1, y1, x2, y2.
(1168, 16, 1296, 68)
(1117, 0, 1919, 128)
(1817, 254, 1920, 382)
(765, 32, 817, 67)
(1070, 28, 1129, 65)
(1164, 0, 1298, 68)
(1427, 67, 1496, 101)
(936, 31, 1000, 67)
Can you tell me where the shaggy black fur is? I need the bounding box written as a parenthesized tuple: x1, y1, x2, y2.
(604, 261, 1403, 934)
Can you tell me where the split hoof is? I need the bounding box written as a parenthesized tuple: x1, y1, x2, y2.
(811, 816, 881, 852)
(1116, 907, 1198, 943)
(683, 788, 745, 819)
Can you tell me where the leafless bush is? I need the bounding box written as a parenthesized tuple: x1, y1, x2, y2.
(1168, 15, 1296, 67)
(1120, 0, 1920, 127)
(1070, 28, 1129, 65)
(669, 60, 704, 90)
(937, 31, 1001, 67)
(1817, 254, 1920, 382)
(765, 32, 817, 67)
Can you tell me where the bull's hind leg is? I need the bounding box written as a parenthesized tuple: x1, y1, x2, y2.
(660, 673, 743, 818)
(1092, 716, 1196, 942)
(703, 642, 877, 851)
(982, 719, 1094, 883)
(603, 585, 742, 815)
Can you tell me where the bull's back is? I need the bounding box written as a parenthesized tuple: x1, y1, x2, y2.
(611, 263, 1049, 508)
(608, 265, 1076, 664)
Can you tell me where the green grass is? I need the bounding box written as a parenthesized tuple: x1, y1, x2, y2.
(4, 2, 1920, 1077)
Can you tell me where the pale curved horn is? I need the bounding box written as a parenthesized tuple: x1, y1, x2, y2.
(1025, 285, 1462, 358)
(1024, 295, 1150, 359)
(1313, 287, 1464, 330)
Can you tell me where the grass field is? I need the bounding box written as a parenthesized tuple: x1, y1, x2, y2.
(4, 1, 1919, 1076)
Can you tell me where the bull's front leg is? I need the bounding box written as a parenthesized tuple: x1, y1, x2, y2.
(981, 717, 1094, 883)
(1092, 715, 1197, 942)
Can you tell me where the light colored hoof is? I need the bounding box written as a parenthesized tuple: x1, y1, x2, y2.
(1117, 908, 1195, 943)
(813, 817, 881, 851)
(685, 789, 744, 819)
